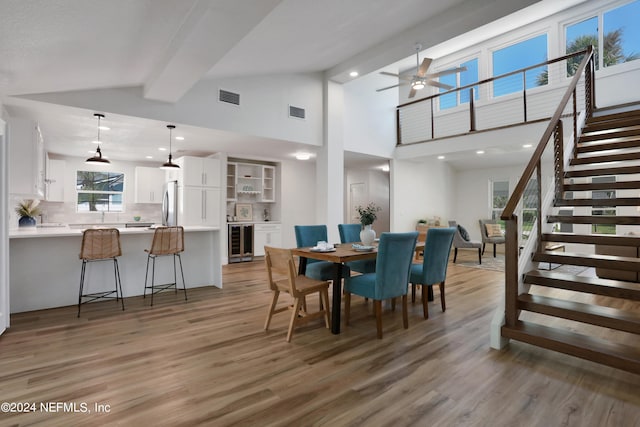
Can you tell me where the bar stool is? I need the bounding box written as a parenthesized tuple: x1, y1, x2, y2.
(78, 228, 125, 317)
(144, 226, 187, 306)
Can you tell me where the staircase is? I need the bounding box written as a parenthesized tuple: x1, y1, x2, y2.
(501, 107, 640, 374)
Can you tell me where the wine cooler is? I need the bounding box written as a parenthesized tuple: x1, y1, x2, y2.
(228, 223, 254, 263)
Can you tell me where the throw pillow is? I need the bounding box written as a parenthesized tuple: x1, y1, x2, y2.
(457, 224, 470, 241)
(485, 223, 503, 237)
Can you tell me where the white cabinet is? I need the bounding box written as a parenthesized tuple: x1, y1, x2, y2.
(134, 166, 165, 204)
(180, 187, 221, 227)
(177, 156, 220, 187)
(226, 162, 237, 201)
(45, 155, 65, 202)
(9, 118, 45, 197)
(261, 165, 276, 203)
(254, 223, 282, 256)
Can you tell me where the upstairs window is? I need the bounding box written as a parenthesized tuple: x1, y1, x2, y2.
(76, 171, 124, 212)
(492, 34, 548, 97)
(439, 58, 479, 110)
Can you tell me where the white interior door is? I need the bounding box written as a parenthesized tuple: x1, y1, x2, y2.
(0, 119, 9, 334)
(349, 182, 366, 223)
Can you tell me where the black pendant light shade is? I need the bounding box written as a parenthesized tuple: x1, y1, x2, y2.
(161, 124, 180, 169)
(86, 113, 111, 165)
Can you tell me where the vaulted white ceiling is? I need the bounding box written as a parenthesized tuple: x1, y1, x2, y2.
(0, 0, 578, 166)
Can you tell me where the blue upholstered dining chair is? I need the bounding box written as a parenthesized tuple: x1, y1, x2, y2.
(294, 225, 350, 281)
(338, 223, 376, 274)
(409, 227, 456, 319)
(344, 231, 418, 339)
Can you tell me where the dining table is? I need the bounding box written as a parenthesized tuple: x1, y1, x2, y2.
(292, 241, 425, 334)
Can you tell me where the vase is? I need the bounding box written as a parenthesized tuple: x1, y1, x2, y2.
(19, 216, 36, 227)
(360, 224, 376, 246)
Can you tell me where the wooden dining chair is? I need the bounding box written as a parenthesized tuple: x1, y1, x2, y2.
(344, 232, 418, 339)
(409, 227, 456, 319)
(264, 246, 331, 342)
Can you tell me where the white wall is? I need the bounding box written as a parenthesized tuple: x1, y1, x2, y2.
(391, 157, 455, 233)
(344, 168, 390, 233)
(279, 158, 316, 248)
(22, 72, 324, 148)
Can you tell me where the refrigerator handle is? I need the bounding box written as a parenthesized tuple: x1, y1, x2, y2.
(162, 189, 169, 225)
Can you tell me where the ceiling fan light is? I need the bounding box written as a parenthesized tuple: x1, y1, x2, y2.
(412, 80, 425, 90)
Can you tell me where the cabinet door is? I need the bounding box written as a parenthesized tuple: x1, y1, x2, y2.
(254, 224, 281, 256)
(8, 119, 45, 198)
(178, 156, 220, 187)
(261, 165, 275, 202)
(180, 186, 203, 226)
(202, 187, 221, 227)
(45, 157, 65, 202)
(135, 167, 165, 203)
(202, 158, 220, 187)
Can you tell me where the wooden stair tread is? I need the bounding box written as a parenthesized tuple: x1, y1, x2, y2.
(564, 165, 640, 178)
(563, 181, 640, 191)
(554, 198, 640, 207)
(583, 117, 640, 132)
(542, 232, 640, 246)
(588, 109, 640, 124)
(577, 137, 640, 153)
(501, 321, 640, 374)
(570, 152, 640, 165)
(579, 128, 640, 143)
(547, 215, 640, 225)
(524, 269, 640, 300)
(533, 251, 640, 271)
(518, 293, 640, 333)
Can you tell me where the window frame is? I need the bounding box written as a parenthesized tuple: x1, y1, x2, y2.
(76, 170, 126, 213)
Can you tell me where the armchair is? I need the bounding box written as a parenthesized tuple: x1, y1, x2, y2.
(448, 220, 482, 265)
(479, 219, 505, 257)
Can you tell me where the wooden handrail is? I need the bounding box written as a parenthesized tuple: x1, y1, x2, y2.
(501, 46, 593, 221)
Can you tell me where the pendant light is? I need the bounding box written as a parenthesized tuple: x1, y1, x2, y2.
(85, 113, 111, 165)
(161, 124, 180, 169)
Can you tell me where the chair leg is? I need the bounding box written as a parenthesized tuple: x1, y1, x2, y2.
(321, 288, 331, 329)
(402, 295, 408, 329)
(344, 292, 351, 326)
(439, 281, 446, 312)
(264, 290, 280, 330)
(493, 243, 497, 257)
(421, 284, 429, 319)
(78, 260, 87, 317)
(411, 283, 416, 303)
(391, 297, 396, 311)
(286, 297, 303, 342)
(374, 300, 383, 339)
(478, 248, 482, 265)
(482, 243, 486, 255)
(453, 247, 458, 263)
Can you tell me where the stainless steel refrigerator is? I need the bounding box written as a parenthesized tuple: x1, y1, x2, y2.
(162, 180, 178, 226)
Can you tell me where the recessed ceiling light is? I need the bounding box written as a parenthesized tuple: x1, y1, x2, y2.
(158, 147, 167, 151)
(381, 165, 389, 172)
(476, 150, 485, 154)
(437, 155, 445, 160)
(98, 126, 110, 131)
(175, 136, 184, 141)
(523, 144, 533, 148)
(145, 156, 153, 159)
(349, 71, 359, 77)
(91, 139, 102, 144)
(295, 152, 311, 160)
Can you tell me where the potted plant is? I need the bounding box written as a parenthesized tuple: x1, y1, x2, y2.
(15, 199, 41, 227)
(355, 202, 381, 245)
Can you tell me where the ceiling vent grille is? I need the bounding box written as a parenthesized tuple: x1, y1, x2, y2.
(289, 105, 306, 119)
(219, 89, 240, 106)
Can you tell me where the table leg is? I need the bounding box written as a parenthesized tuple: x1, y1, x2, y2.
(298, 257, 308, 275)
(331, 263, 343, 334)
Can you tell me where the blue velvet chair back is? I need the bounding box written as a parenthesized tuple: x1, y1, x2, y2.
(419, 227, 456, 284)
(374, 232, 418, 300)
(294, 225, 328, 264)
(338, 223, 361, 243)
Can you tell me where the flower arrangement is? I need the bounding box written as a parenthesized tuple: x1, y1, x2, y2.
(15, 199, 41, 218)
(356, 202, 381, 226)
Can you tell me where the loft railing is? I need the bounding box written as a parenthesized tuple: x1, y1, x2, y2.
(396, 49, 592, 146)
(499, 46, 594, 330)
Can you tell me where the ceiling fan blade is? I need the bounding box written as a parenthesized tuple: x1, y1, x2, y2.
(426, 66, 468, 79)
(417, 58, 432, 77)
(408, 87, 417, 98)
(376, 83, 406, 92)
(380, 71, 400, 77)
(427, 80, 454, 90)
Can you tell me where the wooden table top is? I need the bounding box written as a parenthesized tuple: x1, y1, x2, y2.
(291, 242, 424, 263)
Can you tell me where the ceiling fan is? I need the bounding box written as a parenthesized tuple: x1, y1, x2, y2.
(377, 44, 467, 98)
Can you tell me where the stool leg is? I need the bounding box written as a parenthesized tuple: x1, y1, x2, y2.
(78, 260, 87, 317)
(151, 256, 156, 306)
(114, 258, 125, 311)
(177, 253, 187, 301)
(143, 254, 151, 300)
(173, 254, 178, 294)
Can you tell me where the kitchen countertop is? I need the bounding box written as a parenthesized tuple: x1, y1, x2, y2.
(9, 225, 220, 239)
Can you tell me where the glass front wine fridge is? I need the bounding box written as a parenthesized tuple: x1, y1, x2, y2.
(228, 223, 254, 263)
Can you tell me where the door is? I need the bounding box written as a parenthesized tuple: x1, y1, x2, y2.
(1, 119, 9, 334)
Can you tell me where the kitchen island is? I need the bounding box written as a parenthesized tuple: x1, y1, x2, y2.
(9, 225, 221, 313)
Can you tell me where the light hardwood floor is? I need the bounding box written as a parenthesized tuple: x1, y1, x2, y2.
(1, 252, 639, 426)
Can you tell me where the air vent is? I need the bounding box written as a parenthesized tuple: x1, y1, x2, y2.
(219, 89, 240, 106)
(289, 105, 306, 119)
